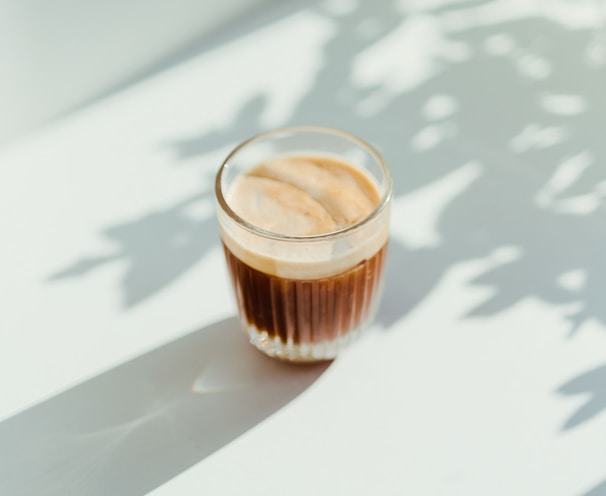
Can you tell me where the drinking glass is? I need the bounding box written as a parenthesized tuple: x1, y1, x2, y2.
(215, 126, 392, 362)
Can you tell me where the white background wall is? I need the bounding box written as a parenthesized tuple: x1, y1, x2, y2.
(0, 0, 269, 147)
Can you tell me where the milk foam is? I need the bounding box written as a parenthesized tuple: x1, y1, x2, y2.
(228, 156, 379, 235)
(220, 155, 389, 279)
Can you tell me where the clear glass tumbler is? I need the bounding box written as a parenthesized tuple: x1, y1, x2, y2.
(215, 126, 392, 362)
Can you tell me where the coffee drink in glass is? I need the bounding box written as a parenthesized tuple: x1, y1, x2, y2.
(215, 126, 392, 362)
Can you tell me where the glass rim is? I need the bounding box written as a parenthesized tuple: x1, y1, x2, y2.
(214, 125, 393, 242)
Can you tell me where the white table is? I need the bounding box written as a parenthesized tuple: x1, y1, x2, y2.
(2, 1, 606, 494)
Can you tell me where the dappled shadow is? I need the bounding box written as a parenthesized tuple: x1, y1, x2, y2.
(50, 0, 606, 329)
(42, 0, 606, 491)
(171, 94, 268, 161)
(50, 192, 216, 307)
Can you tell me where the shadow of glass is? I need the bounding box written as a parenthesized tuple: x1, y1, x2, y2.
(0, 317, 330, 496)
(584, 479, 606, 496)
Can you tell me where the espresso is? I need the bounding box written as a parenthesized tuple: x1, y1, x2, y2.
(223, 242, 387, 345)
(220, 154, 389, 361)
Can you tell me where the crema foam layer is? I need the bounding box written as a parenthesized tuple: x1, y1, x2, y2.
(221, 155, 389, 279)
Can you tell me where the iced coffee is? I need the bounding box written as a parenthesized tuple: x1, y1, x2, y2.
(215, 127, 392, 362)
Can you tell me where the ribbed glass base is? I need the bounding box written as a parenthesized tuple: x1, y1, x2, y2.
(245, 324, 365, 362)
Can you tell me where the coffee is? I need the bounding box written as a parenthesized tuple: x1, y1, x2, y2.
(219, 154, 389, 361)
(227, 155, 380, 237)
(223, 241, 387, 345)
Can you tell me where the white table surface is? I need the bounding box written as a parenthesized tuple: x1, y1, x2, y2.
(2, 0, 606, 494)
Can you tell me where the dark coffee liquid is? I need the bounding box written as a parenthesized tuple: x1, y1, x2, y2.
(223, 243, 388, 345)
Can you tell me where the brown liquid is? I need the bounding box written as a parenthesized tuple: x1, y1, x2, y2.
(223, 242, 388, 345)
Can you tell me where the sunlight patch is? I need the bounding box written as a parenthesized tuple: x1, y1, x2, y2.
(490, 245, 523, 265)
(557, 270, 587, 292)
(509, 124, 567, 153)
(516, 53, 552, 80)
(410, 122, 456, 152)
(391, 161, 482, 249)
(351, 15, 471, 114)
(539, 94, 587, 116)
(554, 194, 601, 215)
(483, 32, 516, 56)
(422, 94, 459, 120)
(535, 152, 594, 210)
